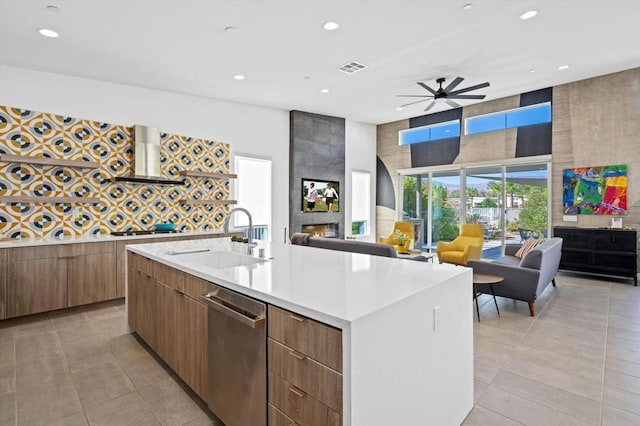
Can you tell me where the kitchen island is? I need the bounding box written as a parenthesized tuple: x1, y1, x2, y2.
(126, 238, 473, 426)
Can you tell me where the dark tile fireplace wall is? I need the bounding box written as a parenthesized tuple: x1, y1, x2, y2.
(289, 111, 345, 239)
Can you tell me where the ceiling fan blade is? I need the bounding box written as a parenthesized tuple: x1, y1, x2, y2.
(443, 77, 464, 93)
(424, 100, 437, 112)
(417, 82, 438, 95)
(400, 98, 432, 108)
(396, 95, 432, 98)
(449, 94, 486, 100)
(446, 99, 461, 108)
(449, 82, 490, 96)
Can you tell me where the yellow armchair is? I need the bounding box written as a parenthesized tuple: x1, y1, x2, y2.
(379, 221, 415, 253)
(436, 224, 484, 265)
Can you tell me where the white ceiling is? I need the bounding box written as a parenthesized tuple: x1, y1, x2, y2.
(1, 0, 640, 125)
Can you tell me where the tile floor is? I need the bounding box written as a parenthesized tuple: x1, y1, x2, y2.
(0, 272, 638, 425)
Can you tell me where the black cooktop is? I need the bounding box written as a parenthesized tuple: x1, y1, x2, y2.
(111, 229, 183, 236)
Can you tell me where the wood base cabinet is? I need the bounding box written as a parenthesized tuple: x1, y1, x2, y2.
(0, 249, 6, 319)
(6, 246, 68, 317)
(127, 252, 208, 401)
(267, 305, 343, 426)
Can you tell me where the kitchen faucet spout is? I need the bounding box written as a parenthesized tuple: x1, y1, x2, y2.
(223, 207, 255, 255)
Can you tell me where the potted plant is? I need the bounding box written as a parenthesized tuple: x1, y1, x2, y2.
(393, 229, 412, 253)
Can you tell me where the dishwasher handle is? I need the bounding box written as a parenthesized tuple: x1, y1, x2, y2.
(201, 293, 265, 329)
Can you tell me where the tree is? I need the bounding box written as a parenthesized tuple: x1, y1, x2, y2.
(477, 197, 497, 207)
(519, 187, 548, 234)
(466, 187, 480, 208)
(432, 184, 459, 241)
(403, 177, 418, 218)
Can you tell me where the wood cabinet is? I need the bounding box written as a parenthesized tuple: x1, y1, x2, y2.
(554, 226, 638, 285)
(0, 233, 227, 320)
(0, 249, 6, 320)
(68, 243, 116, 306)
(128, 252, 208, 401)
(267, 305, 343, 426)
(6, 245, 68, 317)
(4, 242, 116, 318)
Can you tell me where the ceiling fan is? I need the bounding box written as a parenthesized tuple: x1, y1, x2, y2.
(397, 77, 490, 112)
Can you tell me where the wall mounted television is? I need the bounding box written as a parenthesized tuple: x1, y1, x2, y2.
(562, 164, 627, 215)
(301, 178, 340, 212)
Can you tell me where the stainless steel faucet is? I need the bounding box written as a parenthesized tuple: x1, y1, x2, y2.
(223, 207, 257, 255)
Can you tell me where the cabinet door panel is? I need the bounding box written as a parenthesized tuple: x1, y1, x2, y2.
(180, 296, 208, 401)
(156, 283, 182, 371)
(68, 252, 117, 306)
(0, 249, 6, 320)
(7, 258, 67, 317)
(129, 269, 157, 349)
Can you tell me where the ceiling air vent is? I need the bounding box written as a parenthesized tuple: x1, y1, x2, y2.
(338, 61, 368, 74)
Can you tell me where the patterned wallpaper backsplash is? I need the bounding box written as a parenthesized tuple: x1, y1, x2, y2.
(0, 105, 230, 239)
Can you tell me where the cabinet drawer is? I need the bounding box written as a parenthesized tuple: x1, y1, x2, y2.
(269, 373, 341, 426)
(128, 252, 154, 277)
(559, 250, 592, 268)
(593, 254, 637, 273)
(269, 404, 299, 426)
(593, 231, 637, 252)
(7, 244, 71, 261)
(154, 261, 186, 293)
(183, 273, 210, 301)
(268, 305, 342, 372)
(268, 338, 342, 414)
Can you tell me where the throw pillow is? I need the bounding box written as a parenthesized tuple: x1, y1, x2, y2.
(515, 238, 543, 259)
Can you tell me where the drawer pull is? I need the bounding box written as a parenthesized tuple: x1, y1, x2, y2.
(289, 350, 306, 360)
(289, 314, 305, 322)
(289, 386, 306, 398)
(173, 288, 184, 296)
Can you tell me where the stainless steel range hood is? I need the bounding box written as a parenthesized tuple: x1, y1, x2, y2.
(113, 125, 184, 185)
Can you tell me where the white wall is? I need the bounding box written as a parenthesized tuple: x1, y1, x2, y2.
(0, 65, 290, 238)
(345, 120, 377, 242)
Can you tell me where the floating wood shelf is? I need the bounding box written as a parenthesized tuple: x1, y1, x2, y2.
(0, 154, 99, 169)
(179, 170, 237, 179)
(178, 199, 237, 206)
(0, 196, 100, 204)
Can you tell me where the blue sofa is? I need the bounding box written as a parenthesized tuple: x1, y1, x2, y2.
(467, 237, 563, 316)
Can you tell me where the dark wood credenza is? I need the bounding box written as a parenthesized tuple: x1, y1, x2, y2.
(553, 226, 638, 286)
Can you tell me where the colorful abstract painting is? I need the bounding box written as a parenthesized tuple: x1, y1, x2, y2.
(562, 164, 627, 215)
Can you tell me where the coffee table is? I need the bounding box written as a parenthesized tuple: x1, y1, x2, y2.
(397, 251, 435, 262)
(473, 273, 504, 321)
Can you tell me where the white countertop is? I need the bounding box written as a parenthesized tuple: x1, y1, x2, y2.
(0, 230, 228, 249)
(127, 238, 470, 328)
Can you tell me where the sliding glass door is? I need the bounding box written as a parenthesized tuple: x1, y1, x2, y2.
(429, 171, 461, 252)
(466, 166, 504, 259)
(400, 160, 550, 257)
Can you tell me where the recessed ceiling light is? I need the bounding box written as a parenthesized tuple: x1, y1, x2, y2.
(320, 88, 330, 94)
(233, 74, 245, 80)
(323, 21, 340, 31)
(224, 26, 239, 35)
(37, 28, 59, 38)
(519, 10, 538, 20)
(463, 4, 473, 10)
(529, 69, 536, 73)
(396, 107, 404, 111)
(46, 5, 60, 12)
(558, 65, 570, 70)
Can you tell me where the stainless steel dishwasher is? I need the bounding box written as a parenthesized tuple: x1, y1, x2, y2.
(201, 284, 266, 426)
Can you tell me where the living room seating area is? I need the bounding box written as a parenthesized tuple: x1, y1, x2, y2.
(467, 237, 563, 316)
